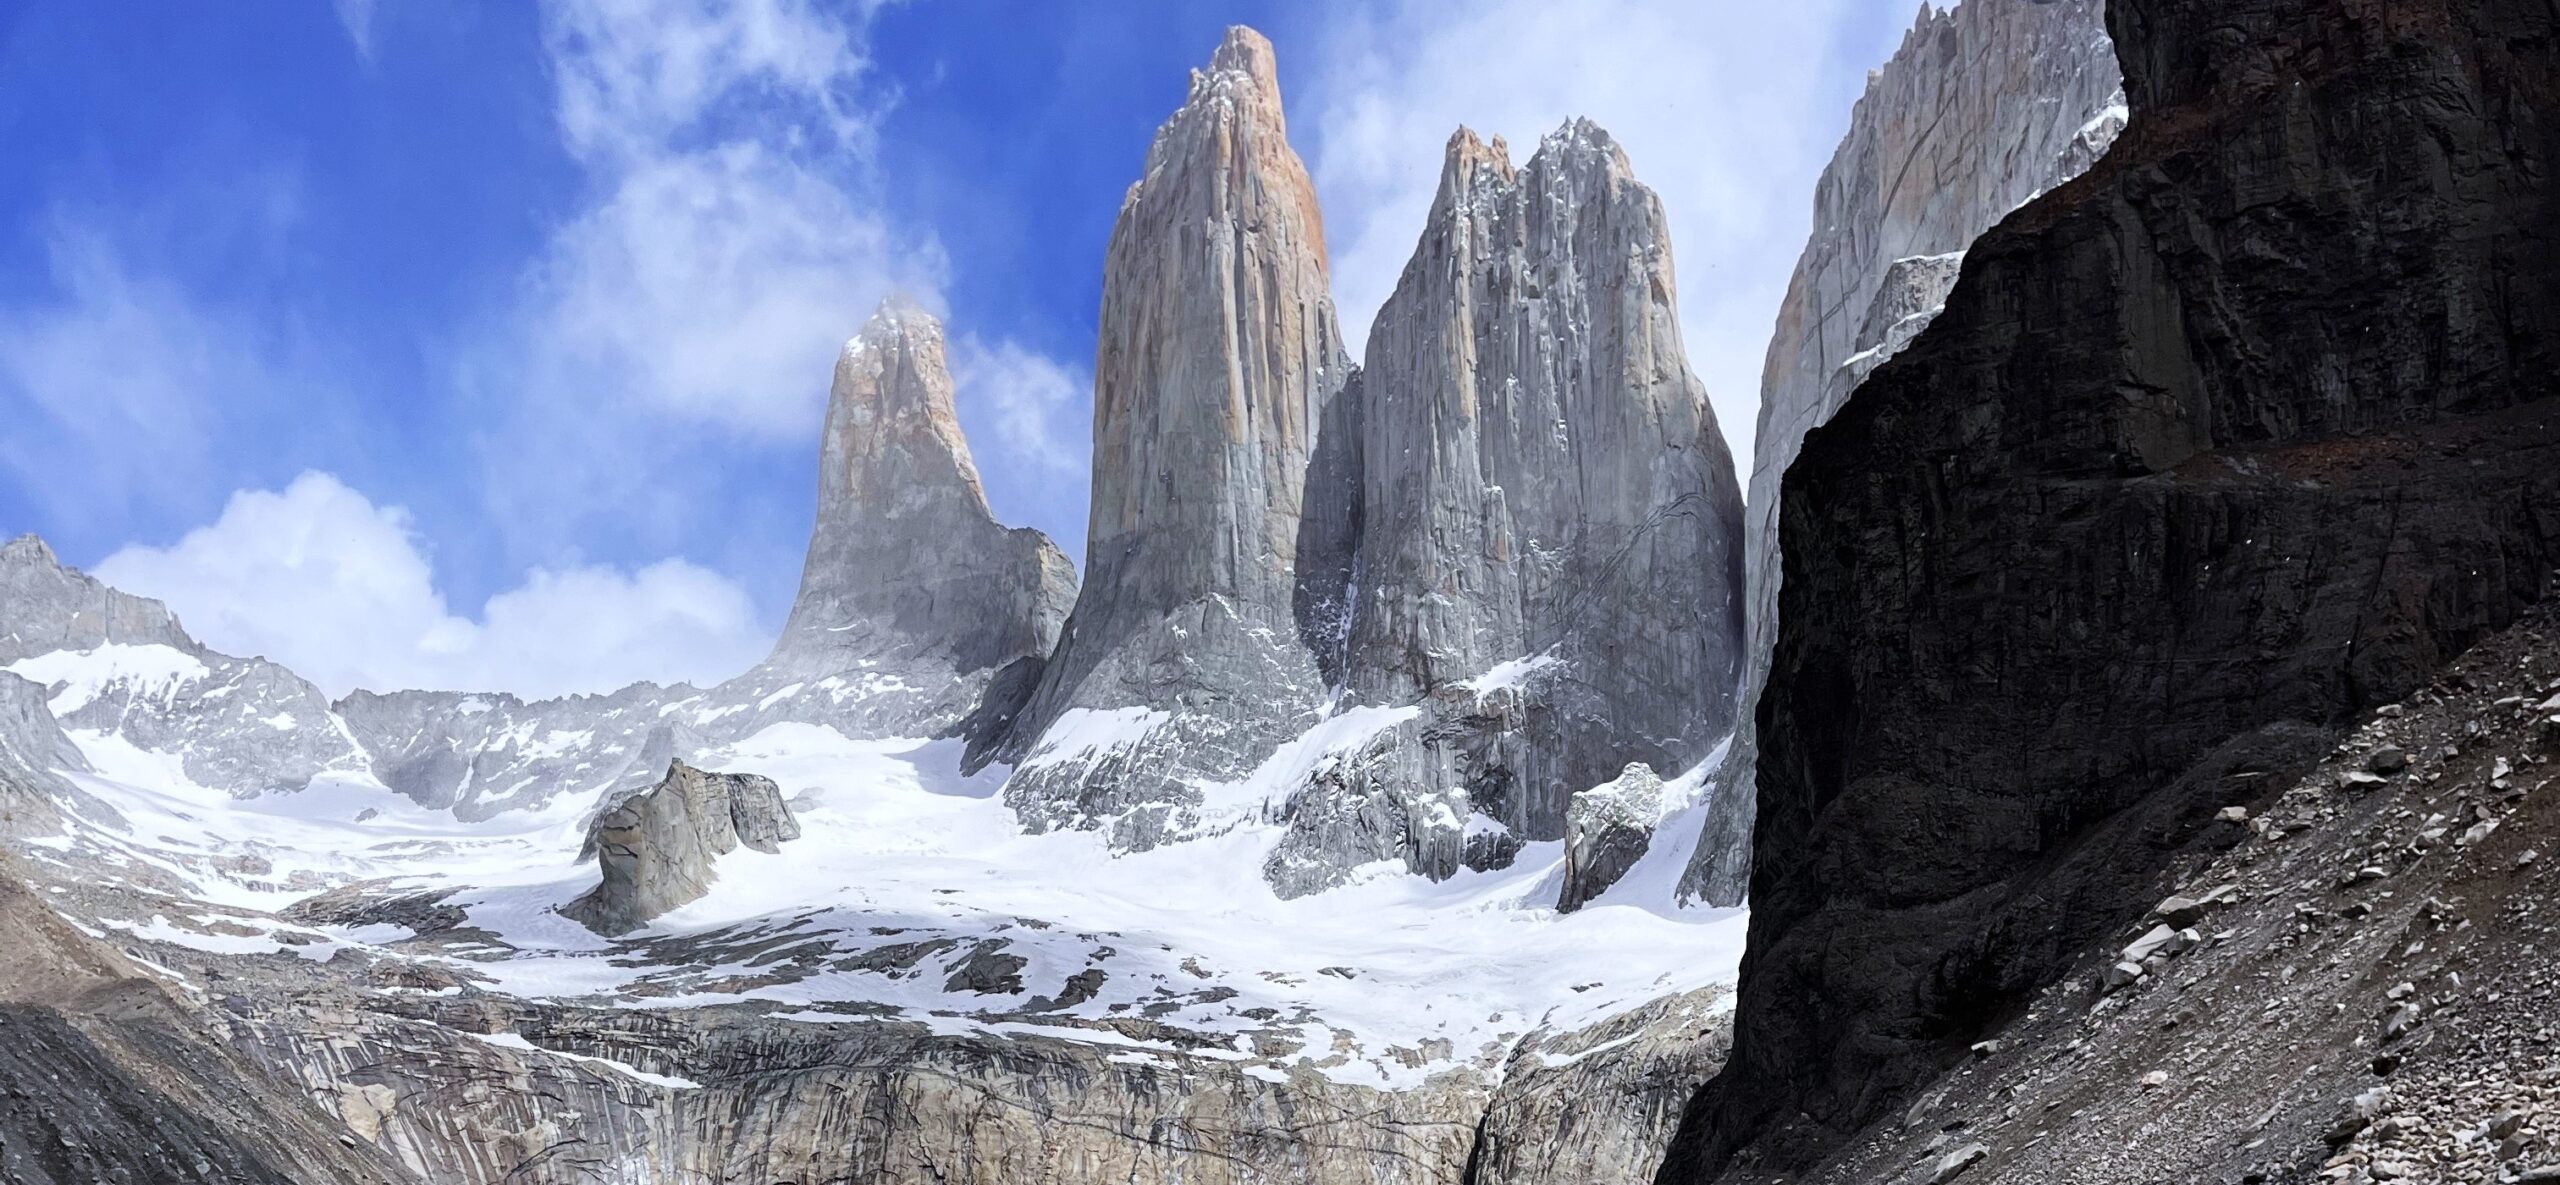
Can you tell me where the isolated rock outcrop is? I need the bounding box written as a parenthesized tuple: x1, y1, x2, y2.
(1684, 0, 2125, 907)
(333, 299, 1075, 818)
(565, 761, 800, 935)
(1560, 761, 1664, 913)
(993, 27, 1354, 847)
(1264, 122, 1744, 896)
(1666, 0, 2560, 1174)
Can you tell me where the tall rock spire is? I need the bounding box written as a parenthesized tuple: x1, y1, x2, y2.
(990, 26, 1354, 846)
(1262, 121, 1747, 897)
(772, 295, 1073, 679)
(723, 295, 1077, 739)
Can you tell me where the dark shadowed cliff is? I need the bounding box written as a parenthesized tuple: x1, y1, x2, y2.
(1666, 0, 2560, 1176)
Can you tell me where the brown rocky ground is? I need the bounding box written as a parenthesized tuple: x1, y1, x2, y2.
(1727, 604, 2560, 1185)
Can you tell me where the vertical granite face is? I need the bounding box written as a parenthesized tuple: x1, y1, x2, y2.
(1685, 0, 2127, 907)
(1665, 0, 2560, 1174)
(996, 27, 1354, 847)
(1265, 124, 1745, 896)
(730, 296, 1078, 739)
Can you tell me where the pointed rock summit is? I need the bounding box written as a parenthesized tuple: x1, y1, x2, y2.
(720, 296, 1078, 741)
(774, 295, 1074, 683)
(1264, 121, 1746, 896)
(993, 27, 1354, 846)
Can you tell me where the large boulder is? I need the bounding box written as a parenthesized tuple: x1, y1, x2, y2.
(564, 760, 801, 936)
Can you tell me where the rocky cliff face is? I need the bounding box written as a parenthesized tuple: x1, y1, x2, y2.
(1260, 125, 1745, 898)
(1681, 606, 2560, 1185)
(0, 534, 194, 661)
(564, 760, 800, 935)
(1684, 0, 2125, 907)
(1667, 0, 2560, 1174)
(0, 857, 421, 1185)
(994, 27, 1355, 849)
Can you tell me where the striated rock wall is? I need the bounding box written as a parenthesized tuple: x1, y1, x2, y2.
(1685, 0, 2125, 907)
(996, 27, 1355, 848)
(1470, 989, 1730, 1185)
(0, 857, 421, 1185)
(209, 975, 1729, 1185)
(1261, 125, 1743, 898)
(1666, 0, 2560, 1174)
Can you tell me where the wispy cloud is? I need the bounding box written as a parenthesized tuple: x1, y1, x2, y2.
(1302, 0, 1909, 470)
(475, 0, 946, 555)
(96, 472, 767, 699)
(953, 334, 1088, 477)
(0, 226, 237, 533)
(332, 0, 381, 60)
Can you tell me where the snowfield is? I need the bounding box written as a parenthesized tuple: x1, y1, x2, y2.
(20, 708, 1746, 1091)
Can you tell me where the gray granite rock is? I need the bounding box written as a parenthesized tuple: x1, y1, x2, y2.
(0, 672, 95, 835)
(1685, 0, 2126, 908)
(564, 760, 799, 936)
(726, 295, 1077, 743)
(1560, 761, 1665, 913)
(1267, 122, 1744, 896)
(992, 27, 1353, 848)
(0, 534, 192, 662)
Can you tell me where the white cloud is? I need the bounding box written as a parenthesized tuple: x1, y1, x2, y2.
(952, 335, 1088, 477)
(0, 228, 232, 531)
(333, 0, 380, 60)
(94, 472, 768, 700)
(1302, 0, 1912, 473)
(477, 0, 947, 552)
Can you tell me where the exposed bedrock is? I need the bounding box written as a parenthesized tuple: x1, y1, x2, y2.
(1665, 0, 2560, 1175)
(210, 981, 1731, 1185)
(991, 27, 1355, 847)
(0, 857, 420, 1185)
(731, 295, 1078, 739)
(1265, 123, 1746, 897)
(1685, 0, 2127, 907)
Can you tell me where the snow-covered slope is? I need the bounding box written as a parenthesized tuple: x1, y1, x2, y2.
(0, 531, 1745, 1096)
(20, 704, 1743, 1090)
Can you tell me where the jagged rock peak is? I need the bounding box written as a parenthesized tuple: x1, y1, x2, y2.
(766, 294, 1075, 684)
(1184, 26, 1282, 122)
(0, 532, 196, 664)
(815, 294, 992, 528)
(1257, 113, 1745, 897)
(991, 22, 1351, 847)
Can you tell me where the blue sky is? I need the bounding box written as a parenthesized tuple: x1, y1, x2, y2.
(0, 0, 1915, 698)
